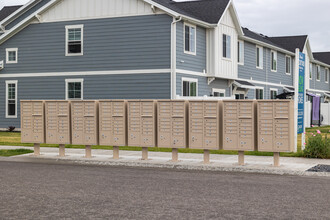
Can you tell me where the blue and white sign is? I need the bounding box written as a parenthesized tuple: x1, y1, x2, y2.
(297, 52, 305, 134)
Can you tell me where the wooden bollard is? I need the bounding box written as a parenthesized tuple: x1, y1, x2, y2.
(274, 152, 280, 167)
(85, 145, 92, 158)
(113, 146, 119, 160)
(142, 147, 148, 160)
(238, 151, 245, 166)
(34, 143, 40, 156)
(59, 144, 65, 157)
(203, 150, 210, 164)
(172, 148, 178, 162)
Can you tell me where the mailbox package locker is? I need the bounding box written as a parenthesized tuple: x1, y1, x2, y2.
(99, 100, 127, 146)
(45, 101, 71, 144)
(157, 100, 188, 149)
(189, 101, 220, 150)
(71, 101, 99, 145)
(21, 101, 45, 143)
(257, 100, 294, 152)
(222, 100, 257, 151)
(128, 100, 157, 147)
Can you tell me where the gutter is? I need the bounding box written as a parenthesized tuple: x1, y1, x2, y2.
(171, 16, 182, 99)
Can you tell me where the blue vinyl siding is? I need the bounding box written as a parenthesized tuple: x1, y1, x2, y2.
(0, 73, 171, 128)
(0, 14, 172, 74)
(309, 64, 330, 91)
(176, 22, 206, 73)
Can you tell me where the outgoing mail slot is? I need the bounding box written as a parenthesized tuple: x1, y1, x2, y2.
(21, 101, 45, 144)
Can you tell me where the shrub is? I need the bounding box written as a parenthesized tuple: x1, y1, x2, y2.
(303, 132, 330, 159)
(7, 126, 16, 132)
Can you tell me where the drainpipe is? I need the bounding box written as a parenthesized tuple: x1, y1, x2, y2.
(171, 16, 182, 99)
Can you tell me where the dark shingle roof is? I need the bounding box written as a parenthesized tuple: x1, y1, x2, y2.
(0, 5, 22, 22)
(152, 0, 230, 24)
(242, 27, 307, 54)
(313, 52, 330, 65)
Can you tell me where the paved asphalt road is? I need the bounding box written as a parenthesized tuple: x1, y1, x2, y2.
(0, 161, 329, 220)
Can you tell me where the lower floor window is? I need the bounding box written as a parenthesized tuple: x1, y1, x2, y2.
(182, 78, 197, 97)
(270, 89, 278, 99)
(6, 80, 17, 118)
(66, 79, 84, 100)
(256, 89, 264, 100)
(212, 89, 225, 97)
(235, 93, 245, 100)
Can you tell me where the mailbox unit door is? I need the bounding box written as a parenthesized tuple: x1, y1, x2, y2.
(223, 102, 238, 150)
(99, 101, 113, 145)
(128, 102, 141, 146)
(21, 102, 33, 143)
(112, 101, 126, 146)
(45, 102, 58, 144)
(158, 101, 171, 148)
(189, 102, 203, 149)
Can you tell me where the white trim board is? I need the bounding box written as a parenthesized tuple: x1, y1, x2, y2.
(0, 69, 171, 78)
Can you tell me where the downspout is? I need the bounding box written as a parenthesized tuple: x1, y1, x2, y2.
(171, 16, 182, 99)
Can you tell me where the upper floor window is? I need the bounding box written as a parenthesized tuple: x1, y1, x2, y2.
(65, 79, 84, 100)
(6, 48, 18, 64)
(316, 65, 321, 81)
(271, 50, 277, 72)
(66, 25, 84, 56)
(326, 68, 329, 83)
(223, 34, 231, 59)
(6, 80, 18, 118)
(238, 40, 244, 64)
(256, 46, 263, 69)
(285, 56, 292, 74)
(184, 24, 196, 55)
(309, 63, 313, 79)
(182, 77, 197, 97)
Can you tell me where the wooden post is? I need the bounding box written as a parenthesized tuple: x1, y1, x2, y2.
(85, 145, 92, 158)
(274, 152, 280, 167)
(142, 147, 148, 160)
(238, 151, 245, 166)
(34, 143, 40, 156)
(113, 146, 119, 160)
(172, 148, 178, 162)
(59, 144, 65, 157)
(203, 150, 210, 164)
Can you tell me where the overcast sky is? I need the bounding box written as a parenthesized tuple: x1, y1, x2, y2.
(1, 0, 330, 51)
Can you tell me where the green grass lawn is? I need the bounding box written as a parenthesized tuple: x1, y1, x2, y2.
(0, 126, 329, 157)
(0, 149, 34, 157)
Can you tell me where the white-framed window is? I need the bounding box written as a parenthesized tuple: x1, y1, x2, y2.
(238, 40, 244, 65)
(285, 56, 292, 75)
(65, 24, 84, 56)
(256, 88, 264, 100)
(271, 50, 277, 72)
(223, 34, 231, 59)
(270, 88, 278, 100)
(182, 77, 198, 97)
(316, 65, 320, 81)
(184, 23, 196, 55)
(325, 68, 329, 83)
(234, 92, 245, 100)
(6, 48, 18, 64)
(5, 80, 18, 118)
(309, 63, 313, 79)
(212, 88, 225, 97)
(256, 46, 263, 69)
(65, 79, 84, 100)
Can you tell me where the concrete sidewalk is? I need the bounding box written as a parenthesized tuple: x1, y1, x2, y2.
(1, 145, 330, 177)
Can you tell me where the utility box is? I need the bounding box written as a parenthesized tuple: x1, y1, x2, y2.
(21, 100, 45, 143)
(257, 100, 294, 152)
(99, 100, 127, 146)
(127, 100, 157, 147)
(71, 100, 99, 146)
(189, 101, 220, 150)
(222, 100, 257, 151)
(157, 100, 188, 149)
(45, 101, 71, 144)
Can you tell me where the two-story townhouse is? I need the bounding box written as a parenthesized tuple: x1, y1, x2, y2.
(0, 0, 244, 129)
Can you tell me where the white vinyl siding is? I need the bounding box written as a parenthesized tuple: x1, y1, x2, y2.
(256, 46, 263, 69)
(184, 23, 196, 55)
(6, 80, 18, 118)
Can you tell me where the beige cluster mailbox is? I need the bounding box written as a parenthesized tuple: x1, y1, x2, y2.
(128, 100, 157, 147)
(99, 100, 127, 146)
(157, 100, 188, 149)
(189, 101, 220, 150)
(222, 100, 257, 151)
(258, 100, 294, 152)
(71, 101, 98, 145)
(21, 101, 45, 143)
(45, 101, 71, 144)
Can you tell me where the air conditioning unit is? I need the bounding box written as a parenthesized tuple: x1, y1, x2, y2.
(0, 60, 3, 70)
